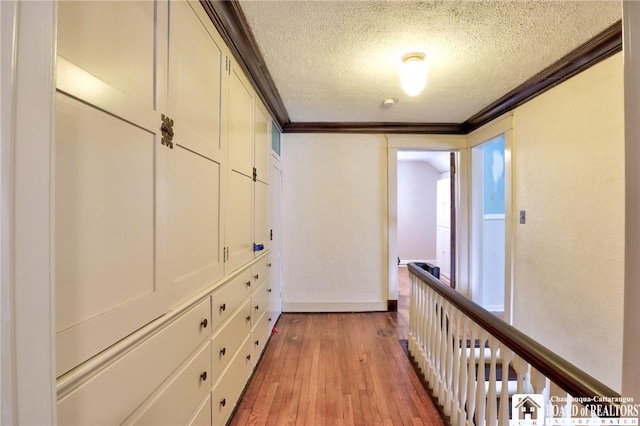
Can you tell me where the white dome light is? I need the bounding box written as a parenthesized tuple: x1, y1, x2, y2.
(400, 52, 428, 97)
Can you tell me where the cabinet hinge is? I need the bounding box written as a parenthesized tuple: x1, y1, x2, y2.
(270, 229, 273, 241)
(252, 167, 257, 182)
(223, 246, 226, 262)
(160, 114, 174, 149)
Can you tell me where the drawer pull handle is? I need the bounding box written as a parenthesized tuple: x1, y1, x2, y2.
(200, 371, 207, 381)
(267, 263, 272, 267)
(246, 315, 251, 322)
(246, 281, 251, 288)
(254, 274, 259, 280)
(220, 398, 226, 407)
(220, 303, 226, 312)
(267, 288, 272, 293)
(246, 354, 251, 361)
(255, 305, 259, 311)
(200, 318, 208, 329)
(220, 347, 226, 356)
(255, 340, 259, 346)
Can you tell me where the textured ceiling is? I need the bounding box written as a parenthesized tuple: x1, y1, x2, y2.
(238, 0, 621, 124)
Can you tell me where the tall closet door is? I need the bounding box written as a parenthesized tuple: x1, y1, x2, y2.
(225, 58, 255, 272)
(254, 182, 269, 253)
(158, 0, 225, 304)
(253, 101, 270, 254)
(55, 1, 168, 376)
(254, 101, 270, 185)
(227, 60, 254, 178)
(269, 157, 283, 318)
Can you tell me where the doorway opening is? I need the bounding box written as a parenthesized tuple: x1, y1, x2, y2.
(396, 150, 455, 323)
(470, 134, 506, 315)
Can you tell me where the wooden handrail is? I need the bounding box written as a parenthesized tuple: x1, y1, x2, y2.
(407, 262, 620, 411)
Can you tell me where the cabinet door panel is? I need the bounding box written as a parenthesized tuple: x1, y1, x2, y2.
(158, 145, 224, 303)
(227, 62, 254, 177)
(254, 102, 270, 184)
(169, 0, 224, 162)
(55, 0, 166, 375)
(254, 181, 269, 254)
(55, 93, 165, 376)
(57, 1, 157, 118)
(226, 171, 253, 272)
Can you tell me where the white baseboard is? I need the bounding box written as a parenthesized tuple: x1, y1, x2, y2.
(483, 304, 504, 313)
(282, 301, 387, 313)
(398, 259, 436, 267)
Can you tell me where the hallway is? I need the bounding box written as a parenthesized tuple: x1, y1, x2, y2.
(230, 312, 444, 425)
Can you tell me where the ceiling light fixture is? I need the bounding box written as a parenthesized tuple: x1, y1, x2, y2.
(400, 52, 428, 97)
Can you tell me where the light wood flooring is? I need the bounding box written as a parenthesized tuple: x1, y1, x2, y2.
(230, 310, 444, 425)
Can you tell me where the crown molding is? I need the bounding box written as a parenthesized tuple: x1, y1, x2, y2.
(462, 20, 622, 133)
(283, 122, 464, 134)
(200, 0, 290, 130)
(201, 2, 621, 136)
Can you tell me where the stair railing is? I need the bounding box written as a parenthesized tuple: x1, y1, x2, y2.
(407, 262, 623, 426)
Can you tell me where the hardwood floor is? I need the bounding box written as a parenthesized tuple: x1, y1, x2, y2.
(230, 312, 444, 425)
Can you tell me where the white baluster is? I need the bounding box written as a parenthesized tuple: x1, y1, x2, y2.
(485, 335, 498, 426)
(408, 273, 416, 355)
(415, 277, 424, 372)
(512, 354, 531, 394)
(426, 286, 435, 383)
(466, 321, 478, 424)
(436, 294, 446, 403)
(530, 367, 548, 395)
(450, 306, 462, 420)
(475, 329, 487, 426)
(457, 315, 469, 425)
(499, 345, 514, 425)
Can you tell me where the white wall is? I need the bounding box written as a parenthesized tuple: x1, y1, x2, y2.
(281, 133, 388, 311)
(512, 53, 624, 391)
(397, 160, 439, 264)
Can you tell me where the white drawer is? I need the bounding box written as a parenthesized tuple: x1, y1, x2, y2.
(211, 300, 251, 382)
(250, 280, 270, 328)
(250, 255, 270, 289)
(126, 341, 211, 425)
(188, 394, 212, 426)
(57, 298, 211, 425)
(251, 310, 273, 365)
(212, 336, 252, 426)
(211, 268, 251, 330)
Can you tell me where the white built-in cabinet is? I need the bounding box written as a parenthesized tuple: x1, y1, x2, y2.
(55, 1, 280, 424)
(436, 176, 451, 280)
